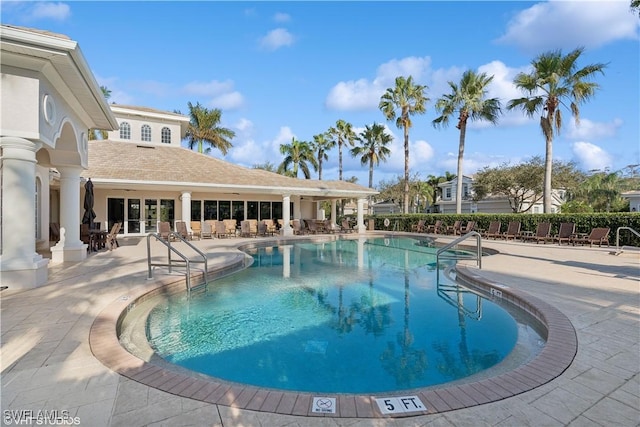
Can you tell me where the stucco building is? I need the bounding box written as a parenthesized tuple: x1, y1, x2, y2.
(0, 25, 377, 289)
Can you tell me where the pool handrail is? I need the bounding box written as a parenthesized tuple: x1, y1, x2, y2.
(146, 231, 209, 292)
(615, 226, 640, 255)
(436, 231, 482, 276)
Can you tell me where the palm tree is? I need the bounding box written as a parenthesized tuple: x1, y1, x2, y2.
(311, 132, 335, 180)
(433, 70, 502, 214)
(89, 86, 112, 140)
(351, 123, 392, 189)
(185, 101, 235, 155)
(507, 48, 606, 213)
(631, 0, 640, 17)
(379, 76, 429, 214)
(277, 137, 318, 179)
(327, 120, 356, 181)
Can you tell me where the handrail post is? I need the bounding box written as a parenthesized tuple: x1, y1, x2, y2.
(436, 231, 482, 281)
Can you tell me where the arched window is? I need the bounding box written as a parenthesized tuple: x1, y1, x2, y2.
(141, 124, 152, 142)
(161, 127, 171, 144)
(119, 122, 131, 139)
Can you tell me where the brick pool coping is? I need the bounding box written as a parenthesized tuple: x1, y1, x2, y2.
(89, 238, 578, 419)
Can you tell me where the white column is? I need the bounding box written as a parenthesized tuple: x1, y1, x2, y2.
(356, 198, 366, 233)
(331, 200, 337, 225)
(181, 191, 192, 231)
(0, 137, 49, 288)
(282, 194, 293, 236)
(51, 165, 87, 262)
(293, 195, 301, 219)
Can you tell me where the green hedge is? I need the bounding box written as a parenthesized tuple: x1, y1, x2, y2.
(363, 213, 640, 247)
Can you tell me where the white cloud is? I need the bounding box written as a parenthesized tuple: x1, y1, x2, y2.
(274, 12, 291, 23)
(234, 118, 254, 134)
(183, 79, 244, 110)
(440, 152, 515, 175)
(259, 28, 295, 51)
(496, 0, 639, 52)
(31, 2, 70, 21)
(566, 118, 622, 140)
(325, 56, 432, 111)
(572, 141, 613, 171)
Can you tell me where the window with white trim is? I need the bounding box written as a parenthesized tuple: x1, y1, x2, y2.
(141, 124, 151, 142)
(119, 122, 131, 139)
(161, 127, 171, 144)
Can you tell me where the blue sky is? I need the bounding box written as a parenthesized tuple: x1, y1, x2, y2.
(3, 1, 639, 187)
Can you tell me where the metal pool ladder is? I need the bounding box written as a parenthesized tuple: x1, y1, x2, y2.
(614, 226, 640, 255)
(436, 231, 482, 281)
(146, 232, 209, 292)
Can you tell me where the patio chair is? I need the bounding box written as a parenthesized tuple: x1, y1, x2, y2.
(80, 223, 91, 247)
(522, 222, 552, 244)
(552, 222, 575, 245)
(458, 221, 476, 235)
(483, 221, 502, 239)
(292, 219, 307, 235)
(324, 219, 338, 234)
(240, 220, 254, 237)
(215, 221, 227, 238)
(341, 219, 355, 233)
(445, 220, 461, 235)
(257, 221, 268, 237)
(200, 221, 213, 239)
(158, 221, 171, 240)
(106, 222, 121, 250)
(411, 219, 426, 233)
(425, 220, 444, 234)
(190, 221, 202, 240)
(571, 227, 610, 247)
(175, 221, 192, 240)
(502, 221, 521, 240)
(306, 219, 319, 234)
(223, 219, 237, 237)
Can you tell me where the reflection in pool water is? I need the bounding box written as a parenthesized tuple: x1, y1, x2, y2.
(142, 237, 545, 394)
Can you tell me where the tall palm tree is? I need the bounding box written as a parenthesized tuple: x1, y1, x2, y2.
(185, 101, 235, 155)
(379, 76, 429, 214)
(277, 137, 318, 179)
(507, 48, 606, 213)
(311, 132, 335, 180)
(432, 70, 502, 214)
(327, 119, 356, 181)
(89, 86, 112, 140)
(351, 123, 392, 189)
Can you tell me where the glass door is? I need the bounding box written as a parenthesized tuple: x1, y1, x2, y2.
(128, 199, 141, 233)
(145, 199, 158, 232)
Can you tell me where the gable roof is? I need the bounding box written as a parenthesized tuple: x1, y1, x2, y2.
(82, 140, 377, 199)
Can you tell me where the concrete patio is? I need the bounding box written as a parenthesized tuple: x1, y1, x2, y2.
(1, 233, 638, 426)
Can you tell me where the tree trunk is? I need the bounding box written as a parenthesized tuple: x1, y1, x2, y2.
(368, 159, 374, 189)
(456, 122, 467, 214)
(403, 125, 410, 214)
(544, 134, 553, 213)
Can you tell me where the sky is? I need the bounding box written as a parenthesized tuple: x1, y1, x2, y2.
(3, 1, 639, 187)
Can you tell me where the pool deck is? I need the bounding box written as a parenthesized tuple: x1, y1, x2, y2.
(1, 233, 639, 426)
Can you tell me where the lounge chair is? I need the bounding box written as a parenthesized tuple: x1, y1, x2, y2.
(190, 221, 202, 240)
(502, 221, 521, 240)
(341, 219, 354, 233)
(215, 221, 227, 238)
(522, 222, 552, 244)
(292, 219, 307, 235)
(257, 221, 268, 237)
(552, 222, 575, 245)
(175, 221, 192, 240)
(201, 221, 213, 239)
(307, 219, 319, 234)
(456, 221, 475, 235)
(425, 220, 444, 234)
(572, 227, 610, 247)
(80, 224, 91, 247)
(445, 220, 461, 235)
(411, 219, 426, 233)
(223, 219, 237, 237)
(324, 219, 339, 234)
(240, 220, 255, 237)
(158, 221, 171, 240)
(483, 221, 502, 239)
(106, 222, 121, 250)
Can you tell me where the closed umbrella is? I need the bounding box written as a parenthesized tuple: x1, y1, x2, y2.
(82, 178, 96, 229)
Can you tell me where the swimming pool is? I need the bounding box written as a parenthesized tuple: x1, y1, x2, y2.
(136, 237, 546, 394)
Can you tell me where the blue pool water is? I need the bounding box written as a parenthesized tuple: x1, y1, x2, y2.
(145, 237, 534, 394)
